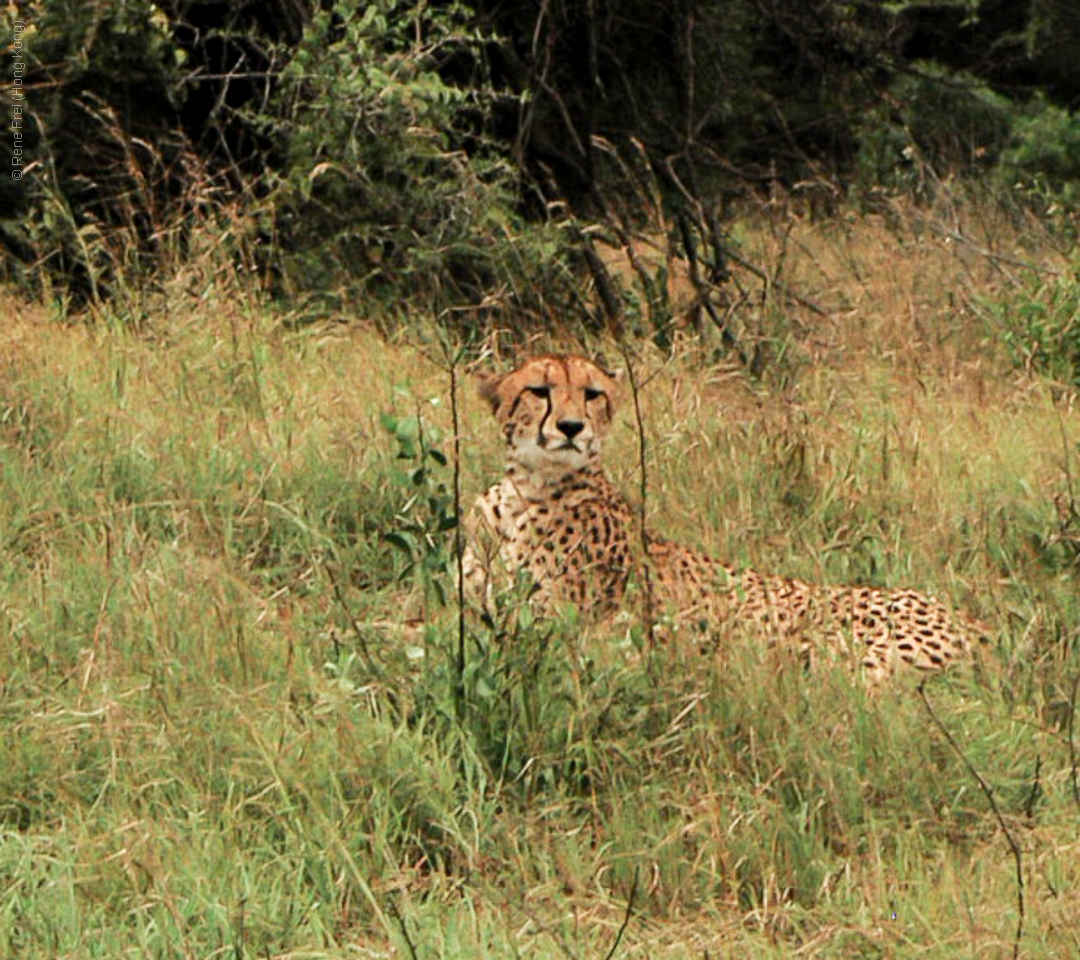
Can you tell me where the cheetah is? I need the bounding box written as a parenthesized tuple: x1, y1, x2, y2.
(463, 354, 987, 685)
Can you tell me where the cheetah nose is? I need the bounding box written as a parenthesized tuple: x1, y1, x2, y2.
(557, 419, 585, 440)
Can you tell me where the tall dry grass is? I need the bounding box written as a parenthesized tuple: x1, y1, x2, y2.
(1, 197, 1078, 958)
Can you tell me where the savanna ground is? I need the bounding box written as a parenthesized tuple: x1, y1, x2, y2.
(2, 199, 1079, 959)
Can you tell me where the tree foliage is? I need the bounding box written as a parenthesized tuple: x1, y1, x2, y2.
(2, 0, 1078, 310)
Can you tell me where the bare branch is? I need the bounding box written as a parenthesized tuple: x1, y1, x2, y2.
(1069, 672, 1080, 812)
(448, 346, 469, 722)
(322, 559, 376, 673)
(918, 682, 1024, 960)
(602, 867, 639, 960)
(618, 345, 656, 649)
(386, 896, 420, 960)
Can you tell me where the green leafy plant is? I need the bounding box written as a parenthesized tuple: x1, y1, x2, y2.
(996, 260, 1080, 387)
(1000, 94, 1080, 222)
(380, 408, 457, 604)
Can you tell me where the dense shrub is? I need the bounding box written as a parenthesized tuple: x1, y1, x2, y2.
(258, 0, 576, 323)
(3, 1, 1079, 315)
(1001, 95, 1080, 215)
(996, 259, 1080, 387)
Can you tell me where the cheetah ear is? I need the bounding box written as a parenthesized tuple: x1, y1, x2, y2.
(602, 365, 623, 407)
(475, 369, 504, 414)
(591, 354, 622, 386)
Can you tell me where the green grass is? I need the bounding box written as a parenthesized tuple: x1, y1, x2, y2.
(1, 206, 1080, 958)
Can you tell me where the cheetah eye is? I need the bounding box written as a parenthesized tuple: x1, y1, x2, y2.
(526, 385, 551, 398)
(584, 387, 604, 402)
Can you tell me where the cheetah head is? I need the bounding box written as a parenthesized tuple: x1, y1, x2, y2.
(478, 355, 621, 473)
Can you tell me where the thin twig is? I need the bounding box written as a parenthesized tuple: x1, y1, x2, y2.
(1023, 755, 1041, 820)
(918, 681, 1024, 960)
(1068, 671, 1080, 811)
(662, 154, 830, 319)
(618, 345, 656, 649)
(386, 896, 420, 960)
(928, 221, 1063, 279)
(416, 335, 472, 719)
(723, 244, 830, 318)
(579, 231, 624, 335)
(601, 868, 639, 960)
(322, 559, 376, 672)
(588, 137, 677, 338)
(509, 895, 578, 960)
(676, 211, 745, 361)
(1059, 413, 1077, 511)
(448, 348, 468, 722)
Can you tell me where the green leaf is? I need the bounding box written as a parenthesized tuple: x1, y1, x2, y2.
(383, 531, 415, 556)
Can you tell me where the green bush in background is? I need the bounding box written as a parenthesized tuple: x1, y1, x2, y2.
(3, 0, 1080, 319)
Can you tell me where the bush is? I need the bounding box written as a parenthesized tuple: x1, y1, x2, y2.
(2, 0, 582, 328)
(853, 67, 1011, 195)
(1, 1, 187, 304)
(1000, 95, 1080, 217)
(259, 0, 561, 321)
(995, 259, 1080, 387)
